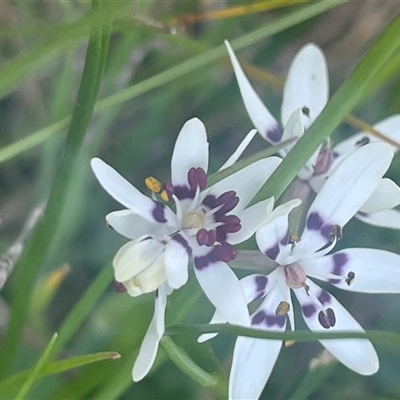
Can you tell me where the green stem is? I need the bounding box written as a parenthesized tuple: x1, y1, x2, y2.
(253, 13, 400, 203)
(166, 323, 400, 346)
(160, 336, 222, 388)
(0, 0, 112, 378)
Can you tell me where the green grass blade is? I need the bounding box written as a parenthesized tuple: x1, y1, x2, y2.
(0, 0, 112, 378)
(253, 13, 400, 203)
(0, 0, 343, 165)
(15, 333, 58, 400)
(0, 351, 120, 398)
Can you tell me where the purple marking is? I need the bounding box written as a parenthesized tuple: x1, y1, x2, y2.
(202, 194, 216, 209)
(173, 185, 195, 200)
(251, 311, 266, 325)
(280, 231, 290, 246)
(173, 233, 192, 256)
(329, 252, 348, 284)
(317, 290, 331, 306)
(216, 228, 227, 243)
(320, 224, 334, 239)
(194, 255, 210, 270)
(266, 125, 283, 143)
(302, 303, 317, 318)
(114, 281, 126, 293)
(306, 212, 323, 230)
(152, 202, 167, 223)
(256, 275, 268, 292)
(265, 243, 280, 260)
(265, 314, 286, 328)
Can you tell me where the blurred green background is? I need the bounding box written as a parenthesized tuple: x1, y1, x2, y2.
(0, 1, 400, 398)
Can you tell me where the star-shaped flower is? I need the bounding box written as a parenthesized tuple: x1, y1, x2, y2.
(91, 117, 281, 380)
(225, 40, 400, 229)
(202, 142, 400, 399)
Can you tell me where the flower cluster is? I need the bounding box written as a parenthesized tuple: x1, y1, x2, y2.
(91, 41, 400, 399)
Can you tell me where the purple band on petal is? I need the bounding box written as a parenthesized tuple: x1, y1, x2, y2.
(251, 310, 266, 325)
(152, 202, 167, 223)
(253, 275, 268, 301)
(173, 185, 195, 200)
(302, 303, 317, 318)
(202, 194, 216, 208)
(265, 243, 280, 260)
(317, 290, 331, 306)
(265, 314, 286, 328)
(306, 212, 324, 230)
(329, 252, 349, 284)
(266, 125, 283, 143)
(173, 233, 192, 256)
(280, 231, 290, 246)
(320, 224, 334, 239)
(194, 255, 210, 270)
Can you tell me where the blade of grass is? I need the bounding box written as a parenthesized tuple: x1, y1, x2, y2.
(0, 351, 120, 398)
(253, 13, 400, 203)
(0, 0, 112, 378)
(15, 333, 58, 400)
(0, 0, 344, 165)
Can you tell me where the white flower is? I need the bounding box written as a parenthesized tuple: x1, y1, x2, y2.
(202, 142, 400, 399)
(225, 40, 400, 229)
(91, 117, 281, 381)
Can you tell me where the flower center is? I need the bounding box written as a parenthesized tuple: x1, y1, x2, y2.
(183, 210, 206, 230)
(285, 262, 309, 292)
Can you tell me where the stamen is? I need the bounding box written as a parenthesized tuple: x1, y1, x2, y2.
(289, 234, 301, 244)
(284, 340, 295, 348)
(215, 191, 239, 214)
(160, 189, 170, 202)
(314, 145, 334, 176)
(345, 271, 355, 286)
(318, 307, 336, 329)
(163, 182, 175, 199)
(196, 229, 217, 247)
(214, 242, 237, 262)
(145, 176, 162, 193)
(275, 301, 290, 316)
(188, 167, 207, 191)
(302, 106, 310, 117)
(329, 225, 343, 242)
(355, 136, 370, 147)
(114, 281, 127, 293)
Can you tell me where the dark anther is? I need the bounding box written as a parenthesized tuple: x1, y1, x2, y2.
(318, 308, 336, 329)
(114, 281, 127, 293)
(355, 136, 370, 147)
(345, 271, 355, 286)
(330, 225, 343, 242)
(302, 106, 310, 117)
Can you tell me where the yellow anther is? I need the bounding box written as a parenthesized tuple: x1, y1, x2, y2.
(290, 234, 301, 243)
(284, 340, 295, 348)
(160, 189, 170, 202)
(275, 300, 290, 316)
(145, 176, 162, 193)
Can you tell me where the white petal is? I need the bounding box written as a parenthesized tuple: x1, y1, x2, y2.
(208, 157, 281, 211)
(225, 40, 281, 143)
(356, 208, 400, 229)
(228, 198, 274, 245)
(280, 109, 305, 152)
(229, 287, 286, 400)
(255, 199, 302, 264)
(164, 236, 190, 289)
(219, 129, 258, 170)
(194, 260, 250, 326)
(306, 248, 400, 293)
(132, 285, 167, 381)
(106, 210, 159, 240)
(198, 272, 277, 343)
(113, 237, 165, 282)
(281, 43, 329, 128)
(359, 178, 400, 213)
(91, 158, 176, 225)
(302, 143, 394, 252)
(171, 118, 209, 187)
(295, 280, 379, 375)
(133, 255, 166, 294)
